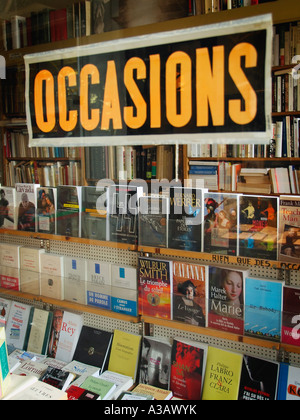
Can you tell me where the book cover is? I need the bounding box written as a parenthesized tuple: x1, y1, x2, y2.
(172, 261, 207, 327)
(202, 346, 243, 400)
(40, 366, 76, 392)
(99, 370, 134, 400)
(20, 247, 45, 273)
(7, 380, 68, 400)
(80, 376, 116, 400)
(108, 329, 141, 382)
(111, 287, 138, 317)
(277, 363, 300, 400)
(111, 264, 137, 290)
(278, 196, 300, 262)
(168, 186, 204, 252)
(138, 195, 169, 248)
(204, 192, 239, 256)
(239, 195, 279, 260)
(0, 243, 21, 268)
(86, 260, 111, 310)
(0, 187, 16, 230)
(48, 309, 64, 359)
(40, 252, 64, 277)
(282, 286, 300, 347)
(73, 326, 113, 373)
(138, 257, 173, 320)
(139, 336, 172, 390)
(55, 312, 83, 363)
(15, 183, 40, 232)
(208, 266, 247, 335)
(67, 385, 101, 400)
(13, 360, 48, 378)
(0, 327, 10, 398)
(20, 270, 40, 295)
(170, 337, 207, 400)
(36, 187, 57, 235)
(81, 186, 108, 241)
(0, 298, 11, 326)
(244, 277, 283, 342)
(6, 301, 32, 351)
(0, 266, 20, 291)
(238, 355, 279, 400)
(40, 273, 64, 301)
(63, 256, 87, 305)
(133, 383, 173, 400)
(23, 307, 53, 355)
(56, 186, 82, 238)
(108, 184, 143, 245)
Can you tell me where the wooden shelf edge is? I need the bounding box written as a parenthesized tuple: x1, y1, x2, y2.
(0, 287, 140, 324)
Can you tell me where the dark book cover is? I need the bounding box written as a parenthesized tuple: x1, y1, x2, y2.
(138, 195, 168, 248)
(168, 187, 203, 252)
(239, 195, 279, 260)
(73, 326, 113, 373)
(81, 186, 108, 241)
(282, 286, 300, 347)
(56, 186, 82, 238)
(238, 355, 279, 400)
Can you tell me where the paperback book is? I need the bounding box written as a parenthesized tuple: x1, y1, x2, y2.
(15, 183, 40, 232)
(138, 195, 169, 248)
(170, 338, 208, 400)
(0, 327, 10, 398)
(239, 195, 279, 260)
(86, 260, 111, 310)
(207, 266, 248, 335)
(278, 196, 300, 262)
(204, 192, 239, 256)
(0, 186, 16, 230)
(40, 367, 76, 392)
(36, 187, 57, 234)
(172, 261, 207, 327)
(138, 257, 173, 320)
(282, 286, 300, 347)
(6, 301, 32, 351)
(81, 186, 108, 241)
(168, 186, 204, 252)
(63, 256, 87, 305)
(244, 277, 283, 342)
(277, 363, 300, 400)
(23, 307, 53, 355)
(56, 186, 82, 238)
(55, 311, 83, 363)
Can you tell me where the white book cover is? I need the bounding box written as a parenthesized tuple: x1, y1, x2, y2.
(0, 187, 16, 230)
(20, 270, 40, 295)
(111, 264, 137, 290)
(98, 370, 134, 400)
(63, 360, 99, 378)
(55, 312, 83, 363)
(111, 286, 138, 317)
(40, 253, 64, 277)
(0, 243, 21, 268)
(40, 273, 64, 301)
(6, 301, 32, 351)
(15, 183, 40, 232)
(20, 247, 45, 273)
(86, 260, 111, 310)
(63, 256, 87, 305)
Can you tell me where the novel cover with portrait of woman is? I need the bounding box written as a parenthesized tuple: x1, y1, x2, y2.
(172, 261, 208, 327)
(203, 192, 239, 256)
(207, 266, 249, 335)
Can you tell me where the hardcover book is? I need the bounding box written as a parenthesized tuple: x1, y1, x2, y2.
(168, 186, 204, 252)
(23, 307, 53, 355)
(139, 336, 172, 390)
(86, 260, 111, 310)
(56, 185, 82, 238)
(73, 326, 113, 373)
(207, 266, 248, 335)
(238, 355, 279, 400)
(282, 285, 300, 347)
(239, 195, 279, 260)
(172, 261, 208, 327)
(278, 196, 300, 262)
(202, 346, 243, 400)
(36, 187, 57, 234)
(81, 186, 108, 241)
(138, 256, 173, 320)
(0, 186, 16, 230)
(108, 184, 143, 245)
(170, 338, 207, 400)
(244, 277, 283, 342)
(15, 183, 40, 232)
(138, 195, 169, 248)
(204, 192, 239, 256)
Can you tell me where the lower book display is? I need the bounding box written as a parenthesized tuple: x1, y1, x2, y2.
(0, 312, 299, 401)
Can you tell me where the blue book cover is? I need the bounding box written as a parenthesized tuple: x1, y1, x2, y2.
(244, 277, 283, 342)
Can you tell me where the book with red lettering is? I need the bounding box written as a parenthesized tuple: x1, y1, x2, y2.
(207, 265, 248, 335)
(170, 337, 207, 400)
(67, 385, 101, 400)
(282, 286, 300, 347)
(55, 311, 83, 363)
(138, 257, 173, 320)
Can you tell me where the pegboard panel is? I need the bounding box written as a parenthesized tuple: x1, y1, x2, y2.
(0, 233, 43, 249)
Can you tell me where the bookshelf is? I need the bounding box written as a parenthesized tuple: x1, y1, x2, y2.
(0, 0, 300, 396)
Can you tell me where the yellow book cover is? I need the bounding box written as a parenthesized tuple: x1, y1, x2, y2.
(108, 330, 141, 382)
(133, 383, 173, 400)
(0, 327, 11, 399)
(202, 346, 243, 400)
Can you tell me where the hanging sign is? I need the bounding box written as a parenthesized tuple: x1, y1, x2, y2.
(25, 14, 273, 147)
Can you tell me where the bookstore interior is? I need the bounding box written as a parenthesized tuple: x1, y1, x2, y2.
(0, 0, 300, 402)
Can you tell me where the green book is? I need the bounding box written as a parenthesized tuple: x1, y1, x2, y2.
(81, 376, 117, 400)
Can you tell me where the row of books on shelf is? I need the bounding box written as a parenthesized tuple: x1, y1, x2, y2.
(272, 21, 300, 67)
(0, 300, 299, 400)
(1, 183, 300, 262)
(272, 68, 300, 113)
(192, 0, 276, 16)
(0, 240, 300, 348)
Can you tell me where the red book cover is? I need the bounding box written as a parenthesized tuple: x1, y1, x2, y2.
(67, 385, 100, 400)
(138, 257, 173, 320)
(282, 286, 300, 347)
(170, 338, 207, 400)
